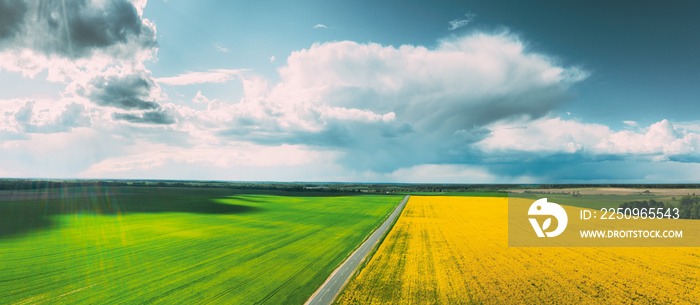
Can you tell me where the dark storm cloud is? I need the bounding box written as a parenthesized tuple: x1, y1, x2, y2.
(219, 123, 354, 148)
(112, 111, 175, 125)
(380, 123, 413, 138)
(0, 0, 27, 39)
(79, 72, 160, 110)
(1, 0, 156, 58)
(482, 154, 651, 183)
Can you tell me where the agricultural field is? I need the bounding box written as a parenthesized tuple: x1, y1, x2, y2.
(510, 192, 679, 210)
(509, 187, 700, 196)
(335, 196, 700, 304)
(0, 186, 400, 304)
(509, 188, 700, 210)
(401, 191, 506, 197)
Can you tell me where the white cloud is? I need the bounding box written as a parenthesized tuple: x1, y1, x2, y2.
(160, 31, 587, 173)
(622, 120, 637, 128)
(156, 69, 249, 86)
(9, 3, 693, 183)
(192, 91, 214, 104)
(320, 106, 395, 123)
(448, 12, 477, 30)
(477, 117, 610, 153)
(129, 0, 149, 16)
(0, 27, 606, 181)
(448, 19, 471, 30)
(17, 22, 690, 182)
(478, 117, 700, 158)
(0, 98, 91, 135)
(0, 0, 171, 131)
(0, 0, 157, 82)
(599, 120, 700, 156)
(79, 141, 338, 177)
(214, 43, 229, 52)
(267, 32, 585, 132)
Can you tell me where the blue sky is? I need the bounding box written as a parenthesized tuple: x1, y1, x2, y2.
(1, 0, 700, 183)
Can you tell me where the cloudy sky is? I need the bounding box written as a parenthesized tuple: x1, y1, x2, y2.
(1, 0, 699, 183)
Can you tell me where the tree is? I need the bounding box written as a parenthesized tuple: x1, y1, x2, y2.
(678, 195, 700, 219)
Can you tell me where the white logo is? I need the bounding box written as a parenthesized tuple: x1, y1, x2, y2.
(528, 198, 568, 237)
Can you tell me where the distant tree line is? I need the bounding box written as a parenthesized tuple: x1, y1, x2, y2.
(0, 179, 517, 194)
(522, 190, 581, 196)
(3, 179, 700, 196)
(618, 196, 700, 219)
(678, 195, 700, 219)
(619, 199, 666, 210)
(537, 184, 700, 189)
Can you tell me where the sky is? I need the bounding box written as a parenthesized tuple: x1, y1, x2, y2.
(1, 0, 699, 183)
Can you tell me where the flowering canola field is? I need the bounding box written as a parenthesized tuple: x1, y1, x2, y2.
(335, 196, 700, 304)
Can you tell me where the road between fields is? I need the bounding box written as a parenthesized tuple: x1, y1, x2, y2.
(305, 195, 409, 305)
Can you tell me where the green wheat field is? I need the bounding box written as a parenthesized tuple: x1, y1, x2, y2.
(0, 186, 400, 304)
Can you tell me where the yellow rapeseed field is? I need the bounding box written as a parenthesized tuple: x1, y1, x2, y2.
(335, 196, 700, 304)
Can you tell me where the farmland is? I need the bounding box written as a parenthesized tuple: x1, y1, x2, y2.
(510, 190, 691, 210)
(335, 196, 700, 304)
(0, 186, 400, 304)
